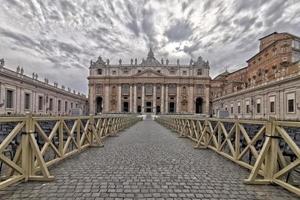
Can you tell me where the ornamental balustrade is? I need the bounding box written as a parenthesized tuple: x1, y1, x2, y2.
(0, 114, 140, 189)
(156, 115, 300, 196)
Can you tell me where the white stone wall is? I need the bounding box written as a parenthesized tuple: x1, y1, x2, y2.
(212, 73, 300, 120)
(0, 67, 88, 116)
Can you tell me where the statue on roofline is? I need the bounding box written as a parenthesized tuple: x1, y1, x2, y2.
(0, 58, 4, 67)
(190, 59, 193, 66)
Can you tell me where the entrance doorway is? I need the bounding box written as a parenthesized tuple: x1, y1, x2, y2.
(137, 105, 141, 113)
(169, 102, 176, 113)
(195, 97, 203, 113)
(146, 102, 152, 112)
(123, 102, 129, 112)
(156, 106, 160, 113)
(96, 96, 103, 114)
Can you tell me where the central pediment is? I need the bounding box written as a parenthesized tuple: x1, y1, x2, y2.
(132, 69, 165, 78)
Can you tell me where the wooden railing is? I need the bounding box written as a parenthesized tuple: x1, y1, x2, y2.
(0, 114, 140, 189)
(156, 115, 300, 196)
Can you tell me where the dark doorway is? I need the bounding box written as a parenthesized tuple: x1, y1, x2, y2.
(195, 97, 203, 113)
(123, 102, 129, 112)
(156, 106, 160, 113)
(146, 102, 152, 112)
(169, 102, 176, 113)
(96, 96, 103, 113)
(137, 105, 141, 113)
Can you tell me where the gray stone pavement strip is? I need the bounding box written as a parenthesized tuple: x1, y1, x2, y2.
(0, 118, 298, 200)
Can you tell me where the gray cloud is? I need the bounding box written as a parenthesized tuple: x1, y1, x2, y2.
(165, 20, 193, 42)
(235, 0, 267, 12)
(0, 0, 299, 92)
(234, 16, 257, 32)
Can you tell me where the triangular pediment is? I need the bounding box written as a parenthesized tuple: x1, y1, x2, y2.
(132, 69, 165, 77)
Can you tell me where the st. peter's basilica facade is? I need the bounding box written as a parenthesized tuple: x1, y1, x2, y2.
(88, 49, 211, 115)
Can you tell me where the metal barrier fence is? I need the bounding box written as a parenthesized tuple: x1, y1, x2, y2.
(0, 114, 140, 189)
(156, 115, 300, 196)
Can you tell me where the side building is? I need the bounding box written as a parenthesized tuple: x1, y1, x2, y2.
(88, 48, 211, 115)
(212, 32, 300, 120)
(0, 60, 88, 116)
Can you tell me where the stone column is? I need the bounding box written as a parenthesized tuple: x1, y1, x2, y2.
(89, 84, 95, 114)
(176, 85, 180, 113)
(33, 91, 36, 113)
(161, 84, 165, 113)
(279, 91, 284, 119)
(118, 84, 122, 112)
(165, 84, 169, 113)
(188, 85, 194, 113)
(129, 85, 133, 112)
(153, 84, 156, 113)
(133, 85, 137, 113)
(205, 85, 210, 116)
(104, 85, 110, 113)
(141, 84, 145, 113)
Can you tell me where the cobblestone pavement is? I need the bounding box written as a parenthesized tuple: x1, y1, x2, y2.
(0, 118, 298, 200)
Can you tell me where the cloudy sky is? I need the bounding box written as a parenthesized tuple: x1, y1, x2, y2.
(0, 0, 299, 93)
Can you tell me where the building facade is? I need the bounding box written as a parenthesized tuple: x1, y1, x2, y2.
(0, 59, 88, 116)
(88, 49, 211, 115)
(212, 32, 300, 120)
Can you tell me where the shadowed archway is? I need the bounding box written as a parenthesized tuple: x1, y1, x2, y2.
(195, 97, 203, 114)
(96, 96, 103, 113)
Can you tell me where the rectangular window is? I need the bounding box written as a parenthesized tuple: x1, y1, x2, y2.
(145, 85, 154, 96)
(288, 99, 295, 113)
(49, 98, 53, 111)
(231, 105, 233, 114)
(246, 105, 250, 113)
(269, 96, 275, 113)
(58, 100, 61, 112)
(256, 99, 261, 114)
(287, 93, 295, 113)
(24, 93, 30, 110)
(197, 69, 202, 75)
(246, 100, 250, 113)
(168, 85, 176, 95)
(38, 96, 43, 111)
(237, 102, 241, 114)
(122, 84, 130, 95)
(270, 102, 275, 113)
(6, 89, 13, 109)
(65, 101, 68, 112)
(183, 71, 187, 75)
(71, 102, 73, 109)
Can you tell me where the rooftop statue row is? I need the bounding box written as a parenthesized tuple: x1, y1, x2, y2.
(0, 58, 85, 97)
(90, 48, 210, 68)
